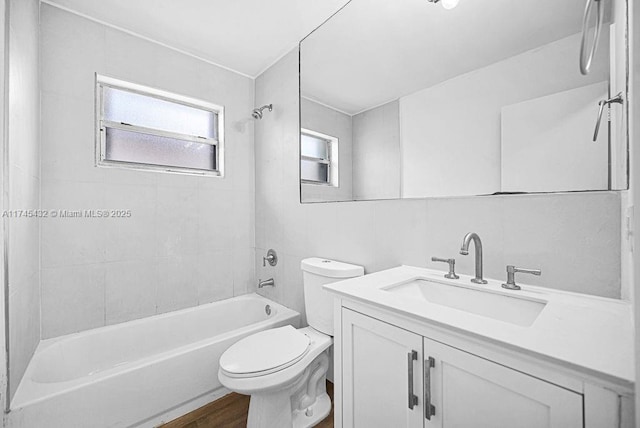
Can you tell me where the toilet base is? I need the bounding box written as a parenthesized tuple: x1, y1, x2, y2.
(247, 389, 295, 428)
(246, 390, 330, 428)
(246, 351, 331, 428)
(292, 391, 331, 428)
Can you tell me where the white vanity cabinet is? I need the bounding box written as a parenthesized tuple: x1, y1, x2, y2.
(341, 309, 583, 428)
(422, 334, 582, 428)
(326, 266, 635, 428)
(342, 309, 424, 427)
(342, 309, 583, 428)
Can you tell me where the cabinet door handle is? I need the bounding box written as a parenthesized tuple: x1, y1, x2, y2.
(407, 350, 419, 409)
(424, 356, 436, 420)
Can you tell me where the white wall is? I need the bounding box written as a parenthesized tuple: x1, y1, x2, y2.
(630, 0, 640, 424)
(301, 98, 353, 202)
(0, 0, 6, 414)
(39, 5, 255, 338)
(0, 0, 5, 412)
(352, 100, 400, 200)
(254, 48, 622, 326)
(501, 82, 608, 192)
(400, 31, 610, 198)
(7, 0, 40, 401)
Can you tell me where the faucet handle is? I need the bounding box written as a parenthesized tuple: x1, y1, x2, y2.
(431, 257, 459, 280)
(502, 265, 541, 290)
(262, 249, 278, 267)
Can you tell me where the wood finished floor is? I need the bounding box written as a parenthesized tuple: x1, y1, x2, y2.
(160, 381, 334, 428)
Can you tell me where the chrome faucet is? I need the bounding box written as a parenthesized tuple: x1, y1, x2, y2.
(459, 232, 488, 284)
(258, 278, 275, 288)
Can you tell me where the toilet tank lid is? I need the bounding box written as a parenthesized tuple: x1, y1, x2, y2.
(301, 258, 364, 278)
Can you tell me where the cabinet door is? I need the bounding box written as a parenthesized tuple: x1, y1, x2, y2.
(342, 309, 424, 428)
(423, 337, 583, 428)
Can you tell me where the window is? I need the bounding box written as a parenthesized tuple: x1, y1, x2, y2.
(96, 75, 224, 176)
(300, 128, 338, 186)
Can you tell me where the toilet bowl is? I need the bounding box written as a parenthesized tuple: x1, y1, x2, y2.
(217, 258, 364, 428)
(219, 326, 332, 427)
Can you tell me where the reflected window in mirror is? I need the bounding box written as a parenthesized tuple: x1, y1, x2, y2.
(301, 129, 338, 186)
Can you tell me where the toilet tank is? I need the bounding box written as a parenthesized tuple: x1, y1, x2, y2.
(301, 258, 364, 335)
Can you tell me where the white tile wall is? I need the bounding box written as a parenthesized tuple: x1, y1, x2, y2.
(156, 256, 199, 314)
(41, 264, 106, 338)
(7, 0, 41, 400)
(104, 260, 158, 325)
(254, 48, 622, 321)
(39, 5, 256, 338)
(233, 248, 256, 297)
(41, 180, 107, 268)
(103, 183, 157, 262)
(196, 250, 234, 304)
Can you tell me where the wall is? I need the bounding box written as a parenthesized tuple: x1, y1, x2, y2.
(0, 0, 6, 413)
(400, 31, 610, 198)
(301, 98, 352, 202)
(0, 0, 5, 413)
(6, 0, 40, 400)
(501, 82, 608, 192)
(352, 100, 400, 200)
(39, 4, 255, 338)
(254, 47, 622, 324)
(630, 0, 640, 424)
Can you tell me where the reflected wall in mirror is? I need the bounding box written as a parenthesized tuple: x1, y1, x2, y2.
(300, 0, 628, 203)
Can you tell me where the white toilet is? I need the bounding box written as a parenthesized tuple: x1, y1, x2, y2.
(218, 257, 364, 428)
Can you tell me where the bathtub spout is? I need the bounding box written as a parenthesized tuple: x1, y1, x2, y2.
(258, 278, 275, 288)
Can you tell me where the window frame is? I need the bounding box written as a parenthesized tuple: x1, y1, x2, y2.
(95, 74, 225, 177)
(300, 128, 338, 186)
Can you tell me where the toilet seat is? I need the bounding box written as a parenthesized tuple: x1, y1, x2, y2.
(220, 325, 311, 378)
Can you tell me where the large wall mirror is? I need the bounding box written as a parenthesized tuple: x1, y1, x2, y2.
(299, 0, 628, 203)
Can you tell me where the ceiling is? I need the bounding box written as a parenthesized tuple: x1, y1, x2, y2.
(301, 0, 607, 114)
(44, 0, 611, 110)
(44, 0, 350, 78)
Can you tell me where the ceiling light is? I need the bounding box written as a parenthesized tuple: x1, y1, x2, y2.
(441, 0, 460, 9)
(427, 0, 460, 10)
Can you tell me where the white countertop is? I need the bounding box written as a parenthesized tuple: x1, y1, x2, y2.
(324, 265, 635, 390)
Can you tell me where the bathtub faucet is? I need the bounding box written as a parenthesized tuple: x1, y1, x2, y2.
(258, 278, 275, 288)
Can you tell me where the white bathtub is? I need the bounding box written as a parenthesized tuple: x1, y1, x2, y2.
(9, 294, 299, 428)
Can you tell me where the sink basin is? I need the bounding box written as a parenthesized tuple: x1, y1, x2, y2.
(383, 278, 547, 327)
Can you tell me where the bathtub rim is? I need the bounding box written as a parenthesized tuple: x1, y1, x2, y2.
(10, 293, 298, 411)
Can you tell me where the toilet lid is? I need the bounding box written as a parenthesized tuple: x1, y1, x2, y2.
(220, 326, 311, 377)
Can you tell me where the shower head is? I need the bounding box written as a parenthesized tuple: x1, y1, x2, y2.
(252, 104, 273, 120)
